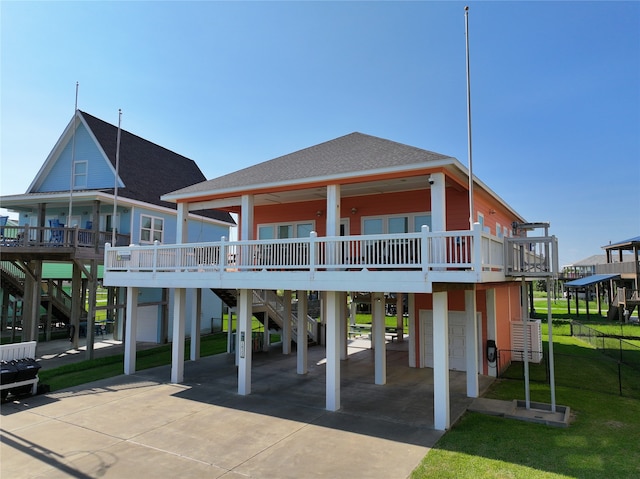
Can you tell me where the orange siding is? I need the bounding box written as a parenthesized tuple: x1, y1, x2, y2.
(476, 289, 488, 374)
(249, 177, 520, 238)
(446, 188, 470, 230)
(473, 191, 516, 237)
(254, 190, 434, 237)
(494, 282, 523, 372)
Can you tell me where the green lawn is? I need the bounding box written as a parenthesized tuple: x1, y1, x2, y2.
(532, 296, 606, 320)
(38, 333, 229, 392)
(411, 330, 640, 479)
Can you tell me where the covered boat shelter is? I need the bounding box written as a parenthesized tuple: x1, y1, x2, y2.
(564, 273, 620, 319)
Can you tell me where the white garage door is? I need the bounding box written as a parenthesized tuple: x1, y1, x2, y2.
(420, 310, 469, 371)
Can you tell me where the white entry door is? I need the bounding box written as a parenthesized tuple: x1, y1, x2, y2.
(420, 310, 467, 371)
(136, 305, 159, 343)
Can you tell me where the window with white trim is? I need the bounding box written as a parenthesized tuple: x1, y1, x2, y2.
(73, 161, 88, 189)
(257, 221, 315, 240)
(140, 215, 164, 243)
(363, 213, 431, 235)
(496, 222, 502, 237)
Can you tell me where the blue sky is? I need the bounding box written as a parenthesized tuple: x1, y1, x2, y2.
(1, 1, 638, 266)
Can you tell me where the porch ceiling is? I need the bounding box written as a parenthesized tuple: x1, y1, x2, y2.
(199, 175, 437, 209)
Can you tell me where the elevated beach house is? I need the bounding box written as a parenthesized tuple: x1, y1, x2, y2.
(0, 111, 234, 354)
(103, 132, 558, 430)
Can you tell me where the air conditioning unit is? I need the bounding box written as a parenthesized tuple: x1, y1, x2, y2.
(510, 319, 543, 363)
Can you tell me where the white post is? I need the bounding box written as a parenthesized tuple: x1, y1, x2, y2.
(325, 290, 341, 411)
(429, 172, 446, 232)
(176, 203, 188, 244)
(263, 301, 270, 352)
(240, 195, 254, 241)
(228, 305, 234, 355)
(326, 184, 341, 237)
(408, 293, 417, 368)
(547, 277, 557, 412)
(282, 290, 292, 354)
(522, 278, 531, 409)
(190, 289, 201, 361)
(171, 288, 186, 383)
(124, 286, 138, 374)
(297, 291, 308, 374)
(350, 298, 356, 326)
(340, 292, 348, 360)
(238, 288, 252, 395)
(473, 222, 483, 271)
(396, 293, 404, 341)
(372, 292, 386, 385)
(433, 290, 450, 431)
(465, 288, 479, 397)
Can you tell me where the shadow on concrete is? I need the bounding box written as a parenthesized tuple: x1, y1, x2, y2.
(133, 341, 493, 447)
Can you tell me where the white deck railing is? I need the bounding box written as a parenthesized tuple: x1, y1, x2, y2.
(0, 225, 130, 249)
(105, 223, 512, 276)
(504, 235, 559, 277)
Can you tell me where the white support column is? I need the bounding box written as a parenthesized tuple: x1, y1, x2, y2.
(325, 290, 341, 411)
(372, 292, 386, 385)
(521, 278, 531, 409)
(240, 194, 254, 241)
(190, 289, 202, 361)
(227, 306, 234, 355)
(176, 202, 189, 244)
(263, 310, 270, 352)
(486, 288, 497, 377)
(326, 184, 341, 237)
(171, 288, 186, 384)
(340, 292, 348, 360)
(237, 288, 253, 395)
(465, 288, 479, 398)
(297, 291, 308, 374)
(433, 290, 450, 431)
(282, 290, 292, 354)
(396, 293, 404, 341)
(350, 299, 357, 326)
(408, 293, 417, 367)
(429, 172, 446, 232)
(124, 287, 138, 375)
(175, 202, 189, 378)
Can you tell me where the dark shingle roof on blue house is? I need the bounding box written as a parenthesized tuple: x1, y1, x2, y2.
(80, 111, 233, 224)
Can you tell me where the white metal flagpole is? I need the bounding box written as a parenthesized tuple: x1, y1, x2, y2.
(112, 109, 122, 245)
(464, 6, 474, 229)
(68, 82, 79, 222)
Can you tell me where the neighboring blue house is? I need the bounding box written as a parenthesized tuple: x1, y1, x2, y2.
(0, 110, 235, 351)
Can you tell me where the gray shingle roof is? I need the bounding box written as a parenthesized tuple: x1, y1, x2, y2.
(80, 111, 233, 224)
(572, 253, 634, 266)
(168, 132, 454, 197)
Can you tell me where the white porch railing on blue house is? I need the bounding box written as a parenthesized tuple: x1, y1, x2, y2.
(104, 223, 519, 278)
(0, 225, 130, 249)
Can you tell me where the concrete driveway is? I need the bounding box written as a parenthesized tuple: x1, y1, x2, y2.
(1, 341, 491, 478)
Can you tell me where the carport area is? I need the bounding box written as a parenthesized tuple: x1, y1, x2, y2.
(1, 340, 493, 478)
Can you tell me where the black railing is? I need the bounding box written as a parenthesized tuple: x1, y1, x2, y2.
(498, 344, 640, 399)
